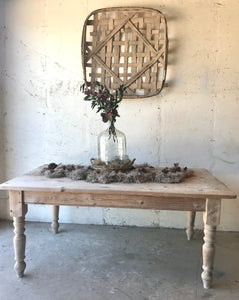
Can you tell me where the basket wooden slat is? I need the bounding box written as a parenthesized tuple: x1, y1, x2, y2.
(82, 7, 168, 98)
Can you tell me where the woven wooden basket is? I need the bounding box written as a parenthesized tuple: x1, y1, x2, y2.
(82, 7, 168, 98)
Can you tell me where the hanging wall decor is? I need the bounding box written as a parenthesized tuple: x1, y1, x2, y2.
(82, 7, 168, 98)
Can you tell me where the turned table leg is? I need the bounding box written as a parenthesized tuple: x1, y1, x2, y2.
(201, 198, 221, 289)
(51, 205, 59, 234)
(186, 211, 196, 240)
(9, 190, 28, 277)
(13, 216, 27, 277)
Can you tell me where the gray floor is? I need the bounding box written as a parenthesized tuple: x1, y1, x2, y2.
(0, 221, 239, 300)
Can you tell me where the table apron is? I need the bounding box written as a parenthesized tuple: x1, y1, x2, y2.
(23, 191, 206, 211)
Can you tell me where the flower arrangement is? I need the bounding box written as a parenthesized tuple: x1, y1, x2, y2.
(80, 81, 125, 138)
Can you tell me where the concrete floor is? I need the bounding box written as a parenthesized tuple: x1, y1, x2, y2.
(0, 221, 239, 300)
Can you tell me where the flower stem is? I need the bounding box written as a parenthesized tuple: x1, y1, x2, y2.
(109, 121, 117, 141)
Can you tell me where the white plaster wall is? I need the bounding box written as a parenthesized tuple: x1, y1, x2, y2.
(0, 0, 9, 218)
(0, 0, 239, 230)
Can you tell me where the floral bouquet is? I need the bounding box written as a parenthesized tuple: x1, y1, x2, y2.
(80, 81, 125, 138)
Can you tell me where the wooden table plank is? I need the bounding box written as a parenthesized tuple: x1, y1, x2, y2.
(23, 191, 206, 211)
(0, 169, 236, 199)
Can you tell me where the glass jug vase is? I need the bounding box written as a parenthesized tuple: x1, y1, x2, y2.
(98, 124, 127, 163)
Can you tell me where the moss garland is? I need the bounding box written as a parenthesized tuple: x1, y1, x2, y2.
(32, 160, 193, 184)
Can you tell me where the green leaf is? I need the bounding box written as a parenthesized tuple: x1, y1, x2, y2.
(80, 83, 85, 92)
(96, 107, 104, 113)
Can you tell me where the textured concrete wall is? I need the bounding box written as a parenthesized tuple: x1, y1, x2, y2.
(0, 0, 8, 218)
(0, 0, 239, 230)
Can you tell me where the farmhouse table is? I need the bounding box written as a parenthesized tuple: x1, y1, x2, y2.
(0, 168, 236, 289)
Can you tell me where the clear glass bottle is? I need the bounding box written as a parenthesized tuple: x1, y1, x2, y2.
(98, 124, 127, 163)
